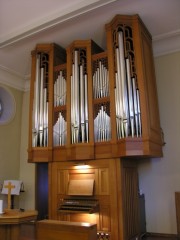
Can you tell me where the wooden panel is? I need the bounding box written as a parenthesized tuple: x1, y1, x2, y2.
(66, 144, 94, 161)
(175, 192, 180, 238)
(0, 226, 7, 240)
(68, 179, 94, 196)
(66, 213, 97, 225)
(98, 168, 109, 195)
(122, 160, 139, 239)
(95, 142, 114, 159)
(28, 148, 52, 163)
(133, 16, 163, 157)
(68, 168, 95, 181)
(99, 203, 111, 232)
(57, 169, 68, 195)
(141, 30, 163, 156)
(53, 147, 67, 161)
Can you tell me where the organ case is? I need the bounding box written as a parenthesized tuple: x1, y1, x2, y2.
(28, 44, 66, 162)
(28, 15, 163, 162)
(28, 14, 163, 240)
(105, 14, 163, 157)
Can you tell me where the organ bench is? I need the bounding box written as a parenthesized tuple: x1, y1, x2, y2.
(36, 220, 97, 240)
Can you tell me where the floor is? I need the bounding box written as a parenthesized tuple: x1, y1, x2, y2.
(145, 237, 176, 240)
(142, 235, 177, 240)
(20, 223, 36, 240)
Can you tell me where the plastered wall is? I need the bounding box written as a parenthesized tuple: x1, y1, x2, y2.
(138, 51, 180, 234)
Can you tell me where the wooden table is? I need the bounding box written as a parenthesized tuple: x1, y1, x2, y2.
(0, 209, 38, 240)
(37, 219, 97, 240)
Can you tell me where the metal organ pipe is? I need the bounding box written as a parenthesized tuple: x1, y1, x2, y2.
(114, 31, 142, 139)
(71, 50, 89, 144)
(33, 54, 40, 147)
(126, 58, 134, 137)
(84, 74, 89, 143)
(80, 65, 85, 143)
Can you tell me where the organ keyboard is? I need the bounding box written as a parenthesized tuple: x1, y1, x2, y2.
(58, 198, 99, 214)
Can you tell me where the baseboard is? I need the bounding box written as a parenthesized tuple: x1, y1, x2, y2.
(146, 232, 177, 239)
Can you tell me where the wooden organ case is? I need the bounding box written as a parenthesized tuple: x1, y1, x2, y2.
(28, 15, 163, 240)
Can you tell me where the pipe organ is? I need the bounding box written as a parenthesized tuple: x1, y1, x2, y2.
(28, 15, 163, 240)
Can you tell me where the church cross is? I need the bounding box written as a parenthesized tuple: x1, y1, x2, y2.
(4, 182, 15, 209)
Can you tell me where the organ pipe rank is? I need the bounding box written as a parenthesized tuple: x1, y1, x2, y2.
(93, 58, 111, 142)
(71, 49, 89, 144)
(53, 70, 67, 146)
(32, 30, 142, 148)
(114, 30, 142, 139)
(32, 53, 48, 147)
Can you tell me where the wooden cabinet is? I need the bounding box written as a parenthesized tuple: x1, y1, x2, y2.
(48, 158, 140, 240)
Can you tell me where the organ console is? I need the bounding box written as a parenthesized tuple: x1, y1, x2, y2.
(28, 15, 163, 240)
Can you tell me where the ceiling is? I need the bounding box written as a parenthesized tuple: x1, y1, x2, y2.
(0, 0, 180, 91)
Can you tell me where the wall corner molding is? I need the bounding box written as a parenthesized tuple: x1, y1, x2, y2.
(0, 0, 117, 48)
(0, 65, 29, 91)
(153, 29, 180, 57)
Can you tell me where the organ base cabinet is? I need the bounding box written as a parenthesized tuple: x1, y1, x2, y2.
(28, 14, 163, 240)
(49, 158, 140, 240)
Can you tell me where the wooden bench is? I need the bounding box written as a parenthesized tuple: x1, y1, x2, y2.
(36, 220, 97, 240)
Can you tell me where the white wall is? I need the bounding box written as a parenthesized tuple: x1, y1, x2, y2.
(0, 83, 35, 210)
(138, 51, 180, 234)
(0, 84, 23, 208)
(19, 90, 35, 210)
